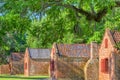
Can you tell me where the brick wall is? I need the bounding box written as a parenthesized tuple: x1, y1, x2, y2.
(0, 64, 10, 74)
(114, 52, 120, 80)
(85, 59, 99, 80)
(30, 59, 49, 76)
(99, 29, 115, 80)
(10, 61, 24, 75)
(24, 48, 50, 76)
(24, 48, 30, 76)
(54, 57, 88, 80)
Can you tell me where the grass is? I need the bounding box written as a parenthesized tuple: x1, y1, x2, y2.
(0, 74, 49, 80)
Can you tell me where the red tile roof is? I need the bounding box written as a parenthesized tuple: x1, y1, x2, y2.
(110, 30, 120, 43)
(56, 44, 90, 57)
(11, 53, 24, 61)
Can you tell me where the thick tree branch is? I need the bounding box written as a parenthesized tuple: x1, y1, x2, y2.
(94, 1, 120, 22)
(43, 2, 91, 18)
(115, 1, 120, 7)
(95, 8, 107, 22)
(42, 1, 120, 22)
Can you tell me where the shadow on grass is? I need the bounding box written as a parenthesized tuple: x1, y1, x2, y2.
(0, 75, 49, 79)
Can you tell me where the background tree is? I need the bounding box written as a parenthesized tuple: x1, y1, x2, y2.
(0, 13, 30, 64)
(1, 0, 120, 64)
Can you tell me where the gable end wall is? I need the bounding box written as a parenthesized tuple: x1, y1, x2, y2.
(99, 29, 115, 80)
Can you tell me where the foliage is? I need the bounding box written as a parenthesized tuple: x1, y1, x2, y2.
(115, 42, 120, 50)
(0, 13, 30, 64)
(0, 0, 120, 64)
(88, 31, 103, 43)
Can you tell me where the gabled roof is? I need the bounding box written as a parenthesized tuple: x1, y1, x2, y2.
(110, 30, 120, 43)
(28, 48, 50, 59)
(11, 52, 24, 61)
(55, 44, 90, 57)
(99, 29, 120, 50)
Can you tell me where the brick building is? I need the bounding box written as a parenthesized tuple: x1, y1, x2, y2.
(50, 43, 91, 80)
(0, 64, 10, 74)
(9, 52, 24, 75)
(99, 29, 120, 80)
(24, 48, 50, 76)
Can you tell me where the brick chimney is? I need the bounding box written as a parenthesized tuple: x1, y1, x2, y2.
(84, 42, 99, 80)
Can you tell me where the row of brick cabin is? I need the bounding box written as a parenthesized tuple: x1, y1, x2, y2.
(50, 29, 120, 80)
(5, 48, 51, 76)
(0, 28, 120, 80)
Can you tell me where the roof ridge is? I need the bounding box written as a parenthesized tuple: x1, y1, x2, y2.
(110, 30, 116, 44)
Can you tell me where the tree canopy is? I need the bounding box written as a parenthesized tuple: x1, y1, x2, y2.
(1, 0, 120, 64)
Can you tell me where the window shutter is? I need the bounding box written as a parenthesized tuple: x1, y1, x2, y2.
(101, 59, 105, 72)
(101, 58, 108, 73)
(105, 38, 108, 48)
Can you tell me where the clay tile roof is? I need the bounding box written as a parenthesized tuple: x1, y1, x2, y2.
(56, 44, 90, 57)
(111, 30, 120, 43)
(11, 52, 24, 61)
(28, 48, 51, 59)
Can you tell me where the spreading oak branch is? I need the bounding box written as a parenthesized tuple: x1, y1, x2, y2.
(42, 1, 120, 22)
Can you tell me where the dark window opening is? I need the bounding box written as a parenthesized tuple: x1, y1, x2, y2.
(50, 60, 54, 71)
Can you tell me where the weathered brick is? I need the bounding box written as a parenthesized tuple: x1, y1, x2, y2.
(99, 29, 120, 80)
(24, 48, 50, 76)
(0, 64, 10, 74)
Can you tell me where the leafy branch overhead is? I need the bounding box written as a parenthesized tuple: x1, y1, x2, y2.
(1, 0, 120, 64)
(42, 1, 120, 22)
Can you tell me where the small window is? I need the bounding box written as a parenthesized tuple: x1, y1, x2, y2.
(105, 38, 108, 48)
(101, 58, 108, 73)
(24, 63, 27, 70)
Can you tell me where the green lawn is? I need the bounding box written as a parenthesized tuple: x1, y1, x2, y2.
(0, 74, 49, 80)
